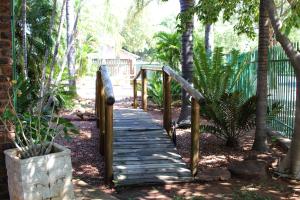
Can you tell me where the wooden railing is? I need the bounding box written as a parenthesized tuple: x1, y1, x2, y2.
(96, 65, 115, 184)
(133, 66, 205, 176)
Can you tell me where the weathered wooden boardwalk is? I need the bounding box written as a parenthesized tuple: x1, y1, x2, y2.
(113, 108, 192, 186)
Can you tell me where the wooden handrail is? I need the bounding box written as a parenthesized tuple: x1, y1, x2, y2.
(100, 66, 115, 105)
(132, 65, 203, 177)
(163, 66, 205, 104)
(133, 66, 162, 81)
(96, 65, 114, 185)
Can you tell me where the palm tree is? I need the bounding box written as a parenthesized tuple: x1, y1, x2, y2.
(177, 0, 195, 125)
(252, 0, 270, 152)
(66, 0, 76, 92)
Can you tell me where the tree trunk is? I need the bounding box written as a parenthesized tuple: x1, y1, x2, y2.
(266, 0, 300, 178)
(177, 0, 194, 125)
(22, 0, 28, 79)
(252, 0, 270, 152)
(205, 23, 214, 56)
(66, 0, 76, 92)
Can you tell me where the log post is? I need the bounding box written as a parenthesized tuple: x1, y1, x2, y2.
(104, 104, 113, 184)
(133, 79, 138, 109)
(99, 73, 105, 155)
(96, 71, 99, 128)
(191, 98, 200, 177)
(141, 69, 147, 111)
(163, 72, 172, 137)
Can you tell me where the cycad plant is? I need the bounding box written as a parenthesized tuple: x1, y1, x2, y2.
(203, 92, 257, 147)
(203, 92, 282, 147)
(193, 45, 249, 103)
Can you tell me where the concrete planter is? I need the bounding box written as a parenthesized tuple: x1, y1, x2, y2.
(4, 143, 75, 200)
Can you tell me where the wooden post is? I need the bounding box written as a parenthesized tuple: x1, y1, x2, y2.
(133, 79, 138, 109)
(191, 98, 200, 177)
(163, 72, 172, 137)
(141, 69, 147, 111)
(99, 74, 105, 155)
(96, 72, 99, 128)
(105, 104, 113, 184)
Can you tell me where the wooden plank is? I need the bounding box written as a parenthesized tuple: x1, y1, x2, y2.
(114, 150, 181, 156)
(114, 148, 177, 154)
(114, 140, 171, 145)
(113, 159, 186, 166)
(114, 127, 162, 131)
(113, 154, 182, 161)
(114, 130, 168, 135)
(114, 144, 175, 150)
(115, 177, 192, 186)
(115, 173, 191, 181)
(114, 163, 186, 169)
(114, 137, 171, 142)
(113, 167, 191, 175)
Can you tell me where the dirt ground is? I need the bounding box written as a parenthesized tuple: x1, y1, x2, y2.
(57, 96, 300, 200)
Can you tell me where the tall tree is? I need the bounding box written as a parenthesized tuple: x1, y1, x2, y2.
(266, 0, 300, 179)
(177, 0, 195, 125)
(252, 0, 270, 152)
(66, 0, 76, 92)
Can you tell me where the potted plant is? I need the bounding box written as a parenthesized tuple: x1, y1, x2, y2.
(1, 78, 78, 200)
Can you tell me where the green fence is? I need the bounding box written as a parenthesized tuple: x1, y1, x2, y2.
(234, 43, 299, 138)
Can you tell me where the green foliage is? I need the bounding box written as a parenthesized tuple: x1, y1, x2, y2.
(202, 91, 282, 147)
(148, 72, 181, 107)
(15, 0, 56, 82)
(76, 34, 97, 77)
(193, 0, 260, 39)
(153, 31, 181, 71)
(202, 92, 257, 147)
(193, 45, 249, 103)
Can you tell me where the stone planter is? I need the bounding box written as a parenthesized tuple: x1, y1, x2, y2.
(4, 143, 75, 200)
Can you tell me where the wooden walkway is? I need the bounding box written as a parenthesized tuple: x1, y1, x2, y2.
(113, 108, 192, 186)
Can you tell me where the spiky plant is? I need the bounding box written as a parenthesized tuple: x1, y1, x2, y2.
(203, 92, 282, 147)
(193, 46, 249, 103)
(202, 92, 256, 147)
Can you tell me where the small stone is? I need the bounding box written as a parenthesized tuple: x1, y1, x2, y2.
(228, 160, 267, 179)
(196, 168, 231, 181)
